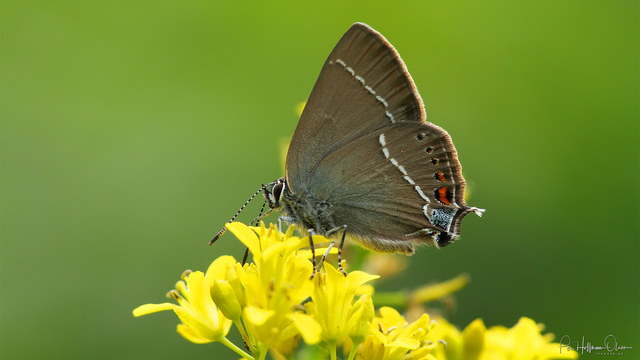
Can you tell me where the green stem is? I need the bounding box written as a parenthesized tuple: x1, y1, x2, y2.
(347, 341, 359, 360)
(234, 319, 254, 352)
(258, 343, 269, 360)
(329, 342, 337, 360)
(219, 336, 255, 360)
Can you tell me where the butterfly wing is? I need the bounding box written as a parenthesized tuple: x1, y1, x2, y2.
(286, 23, 425, 194)
(309, 121, 479, 253)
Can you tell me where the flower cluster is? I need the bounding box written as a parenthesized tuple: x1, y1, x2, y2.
(133, 222, 577, 360)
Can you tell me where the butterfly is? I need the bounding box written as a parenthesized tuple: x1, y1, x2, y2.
(212, 23, 484, 276)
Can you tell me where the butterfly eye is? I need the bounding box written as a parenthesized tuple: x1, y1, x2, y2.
(264, 179, 286, 208)
(272, 180, 285, 204)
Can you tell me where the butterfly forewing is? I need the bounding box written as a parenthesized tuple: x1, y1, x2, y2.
(286, 23, 425, 193)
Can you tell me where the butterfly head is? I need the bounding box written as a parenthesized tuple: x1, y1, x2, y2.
(264, 177, 286, 210)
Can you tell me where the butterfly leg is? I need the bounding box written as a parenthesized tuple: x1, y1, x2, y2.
(325, 225, 349, 276)
(308, 229, 317, 279)
(277, 215, 296, 237)
(315, 241, 335, 275)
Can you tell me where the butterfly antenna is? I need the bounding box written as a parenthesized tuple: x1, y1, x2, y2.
(209, 183, 270, 245)
(240, 199, 268, 265)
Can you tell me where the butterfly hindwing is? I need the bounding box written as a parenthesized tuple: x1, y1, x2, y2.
(307, 121, 475, 252)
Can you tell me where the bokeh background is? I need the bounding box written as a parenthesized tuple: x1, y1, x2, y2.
(2, 1, 638, 359)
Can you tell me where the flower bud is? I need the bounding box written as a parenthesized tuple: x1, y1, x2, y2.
(211, 279, 242, 321)
(347, 295, 375, 344)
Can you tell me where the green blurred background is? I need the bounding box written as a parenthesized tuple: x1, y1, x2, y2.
(1, 1, 638, 359)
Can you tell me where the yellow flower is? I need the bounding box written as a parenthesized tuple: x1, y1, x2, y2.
(305, 263, 378, 344)
(428, 317, 579, 360)
(483, 317, 578, 360)
(305, 262, 379, 345)
(411, 273, 470, 304)
(226, 222, 322, 357)
(355, 306, 438, 360)
(132, 256, 251, 358)
(133, 221, 576, 360)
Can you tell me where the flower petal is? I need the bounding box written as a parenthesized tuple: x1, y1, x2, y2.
(244, 305, 274, 326)
(132, 303, 177, 317)
(411, 273, 469, 303)
(388, 337, 420, 350)
(261, 242, 287, 262)
(205, 255, 237, 284)
(172, 305, 224, 340)
(462, 318, 485, 360)
(347, 270, 380, 289)
(177, 324, 213, 344)
(226, 222, 261, 257)
(288, 312, 322, 345)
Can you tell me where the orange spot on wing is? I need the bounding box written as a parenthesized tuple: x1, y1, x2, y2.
(436, 171, 446, 182)
(438, 187, 451, 205)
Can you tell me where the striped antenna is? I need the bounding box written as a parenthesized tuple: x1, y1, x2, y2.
(209, 182, 274, 245)
(240, 199, 268, 265)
